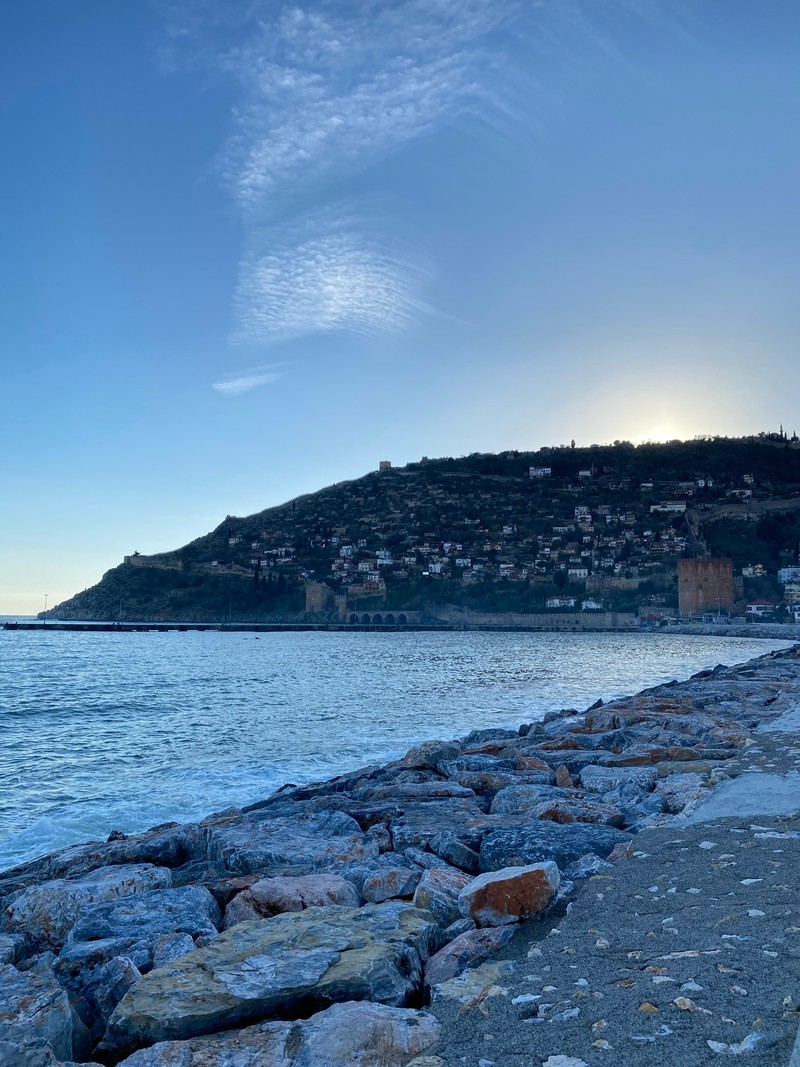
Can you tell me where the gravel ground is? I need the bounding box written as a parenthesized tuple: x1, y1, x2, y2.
(429, 652, 800, 1067)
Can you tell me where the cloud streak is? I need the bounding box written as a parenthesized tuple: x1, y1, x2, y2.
(212, 366, 283, 396)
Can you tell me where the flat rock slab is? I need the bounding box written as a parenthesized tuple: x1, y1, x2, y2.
(479, 823, 631, 872)
(67, 885, 221, 946)
(116, 999, 440, 1066)
(101, 902, 439, 1056)
(2, 864, 172, 950)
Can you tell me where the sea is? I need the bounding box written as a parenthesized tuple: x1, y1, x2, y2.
(0, 620, 794, 871)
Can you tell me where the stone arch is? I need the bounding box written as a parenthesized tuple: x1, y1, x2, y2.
(397, 613, 408, 625)
(361, 613, 371, 625)
(372, 614, 383, 625)
(384, 613, 395, 625)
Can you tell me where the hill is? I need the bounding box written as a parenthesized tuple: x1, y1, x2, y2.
(49, 433, 800, 623)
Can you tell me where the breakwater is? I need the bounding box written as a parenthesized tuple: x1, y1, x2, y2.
(1, 644, 800, 1065)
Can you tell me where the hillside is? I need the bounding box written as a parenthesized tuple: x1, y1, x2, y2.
(49, 433, 800, 623)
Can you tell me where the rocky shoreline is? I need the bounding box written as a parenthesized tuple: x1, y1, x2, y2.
(2, 645, 800, 1066)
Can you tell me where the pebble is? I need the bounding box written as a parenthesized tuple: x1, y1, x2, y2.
(699, 841, 717, 849)
(707, 1033, 762, 1055)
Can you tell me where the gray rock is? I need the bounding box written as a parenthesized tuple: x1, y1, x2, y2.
(100, 902, 439, 1056)
(479, 823, 631, 872)
(205, 811, 379, 876)
(0, 934, 25, 966)
(2, 864, 172, 951)
(0, 963, 73, 1061)
(429, 831, 481, 874)
(531, 798, 625, 828)
(656, 771, 708, 814)
(579, 765, 658, 793)
(388, 799, 489, 853)
(489, 784, 573, 815)
(412, 867, 471, 927)
(67, 885, 221, 947)
(93, 955, 142, 1025)
(152, 933, 196, 970)
(115, 1000, 440, 1066)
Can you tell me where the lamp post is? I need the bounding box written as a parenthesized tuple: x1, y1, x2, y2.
(43, 593, 48, 626)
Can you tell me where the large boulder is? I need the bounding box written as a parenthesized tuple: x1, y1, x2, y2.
(223, 874, 360, 929)
(402, 739, 461, 769)
(55, 886, 221, 1030)
(205, 811, 379, 876)
(479, 823, 631, 872)
(100, 902, 438, 1056)
(458, 863, 560, 927)
(115, 1000, 440, 1066)
(0, 963, 74, 1061)
(2, 865, 172, 951)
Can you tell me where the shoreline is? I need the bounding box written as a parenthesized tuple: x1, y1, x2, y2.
(1, 644, 800, 1065)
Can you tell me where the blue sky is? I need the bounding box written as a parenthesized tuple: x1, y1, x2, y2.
(1, 1, 799, 614)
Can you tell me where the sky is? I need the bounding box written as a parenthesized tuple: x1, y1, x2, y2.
(1, 1, 799, 614)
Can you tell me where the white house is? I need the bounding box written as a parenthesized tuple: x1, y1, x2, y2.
(778, 566, 800, 584)
(547, 596, 576, 608)
(529, 466, 552, 478)
(746, 601, 776, 617)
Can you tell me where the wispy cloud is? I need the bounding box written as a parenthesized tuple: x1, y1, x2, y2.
(212, 365, 283, 396)
(161, 0, 674, 352)
(233, 211, 429, 346)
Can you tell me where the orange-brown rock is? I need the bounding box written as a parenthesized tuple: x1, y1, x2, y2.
(457, 862, 560, 927)
(555, 764, 574, 788)
(515, 753, 552, 772)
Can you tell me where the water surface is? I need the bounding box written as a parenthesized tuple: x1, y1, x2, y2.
(0, 625, 791, 869)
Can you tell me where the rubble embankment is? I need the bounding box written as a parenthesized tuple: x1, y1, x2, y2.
(2, 645, 800, 1067)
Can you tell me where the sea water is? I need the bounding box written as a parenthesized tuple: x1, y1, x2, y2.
(0, 624, 792, 870)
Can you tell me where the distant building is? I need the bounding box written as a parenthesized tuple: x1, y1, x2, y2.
(529, 466, 551, 478)
(379, 460, 392, 471)
(678, 558, 734, 616)
(778, 566, 800, 584)
(305, 581, 334, 613)
(746, 600, 776, 618)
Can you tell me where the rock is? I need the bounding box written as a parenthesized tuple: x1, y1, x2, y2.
(67, 885, 221, 948)
(0, 825, 202, 900)
(512, 752, 552, 772)
(428, 831, 481, 874)
(424, 927, 516, 990)
(152, 933, 196, 969)
(457, 863, 560, 927)
(412, 867, 472, 927)
(563, 854, 613, 880)
(93, 956, 142, 1026)
(223, 873, 360, 928)
(387, 799, 489, 853)
(430, 960, 514, 1006)
(489, 785, 570, 815)
(100, 902, 438, 1056)
(657, 772, 708, 814)
(579, 765, 658, 794)
(0, 934, 25, 966)
(0, 963, 73, 1061)
(205, 810, 379, 876)
(353, 781, 477, 802)
(403, 850, 452, 871)
(532, 798, 625, 828)
(2, 864, 172, 951)
(362, 867, 422, 904)
(403, 740, 461, 770)
(479, 823, 631, 872)
(115, 1000, 440, 1066)
(0, 1039, 101, 1067)
(555, 765, 574, 789)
